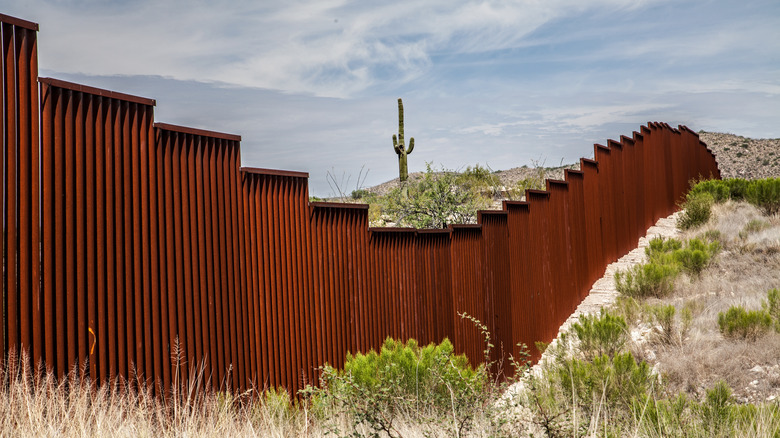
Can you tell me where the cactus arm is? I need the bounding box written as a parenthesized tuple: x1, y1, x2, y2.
(393, 134, 401, 154)
(407, 137, 414, 155)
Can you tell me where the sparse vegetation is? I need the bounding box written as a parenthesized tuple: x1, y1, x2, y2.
(677, 191, 714, 230)
(570, 309, 628, 360)
(718, 306, 773, 341)
(614, 236, 719, 297)
(381, 163, 491, 228)
(688, 177, 780, 214)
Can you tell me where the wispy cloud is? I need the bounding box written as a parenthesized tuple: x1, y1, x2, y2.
(11, 0, 685, 97)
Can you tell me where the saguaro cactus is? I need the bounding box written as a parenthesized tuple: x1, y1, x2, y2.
(392, 98, 414, 182)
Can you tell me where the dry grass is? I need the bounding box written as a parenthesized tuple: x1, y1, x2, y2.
(0, 350, 515, 437)
(0, 351, 321, 437)
(636, 201, 780, 404)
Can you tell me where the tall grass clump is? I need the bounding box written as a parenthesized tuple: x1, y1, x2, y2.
(717, 305, 772, 341)
(763, 288, 780, 332)
(678, 191, 714, 230)
(615, 260, 679, 298)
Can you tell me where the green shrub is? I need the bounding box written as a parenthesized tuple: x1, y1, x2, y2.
(382, 163, 491, 228)
(615, 260, 679, 298)
(646, 303, 677, 344)
(717, 306, 772, 341)
(616, 237, 718, 298)
(689, 179, 730, 202)
(763, 288, 780, 332)
(700, 380, 734, 437)
(672, 238, 720, 276)
(639, 393, 697, 437)
(571, 309, 628, 360)
(677, 191, 714, 230)
(700, 229, 723, 244)
(745, 178, 780, 215)
(309, 337, 487, 436)
(688, 177, 780, 214)
(647, 236, 683, 258)
(557, 352, 655, 424)
(350, 188, 369, 200)
(455, 164, 502, 198)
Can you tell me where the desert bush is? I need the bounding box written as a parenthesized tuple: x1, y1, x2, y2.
(745, 178, 780, 215)
(382, 163, 490, 228)
(570, 309, 628, 360)
(699, 380, 734, 438)
(309, 337, 488, 436)
(672, 238, 720, 276)
(762, 288, 780, 332)
(645, 303, 678, 345)
(615, 237, 718, 298)
(678, 191, 714, 230)
(688, 177, 780, 214)
(700, 228, 724, 244)
(615, 260, 679, 298)
(557, 352, 655, 428)
(639, 392, 698, 437)
(717, 306, 772, 341)
(456, 164, 502, 198)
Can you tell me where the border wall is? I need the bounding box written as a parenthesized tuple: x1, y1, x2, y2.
(2, 14, 720, 396)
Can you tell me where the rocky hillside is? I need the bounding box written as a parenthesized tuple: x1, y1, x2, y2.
(698, 131, 780, 179)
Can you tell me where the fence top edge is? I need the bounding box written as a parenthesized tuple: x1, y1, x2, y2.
(595, 143, 610, 152)
(417, 229, 452, 235)
(39, 77, 156, 106)
(477, 210, 507, 223)
(607, 139, 623, 149)
(565, 169, 584, 178)
(0, 14, 39, 31)
(241, 167, 309, 178)
(370, 227, 418, 234)
(477, 209, 507, 216)
(580, 158, 598, 167)
(526, 189, 551, 199)
(450, 224, 482, 230)
(156, 122, 241, 141)
(547, 179, 568, 188)
(503, 200, 530, 210)
(310, 201, 369, 210)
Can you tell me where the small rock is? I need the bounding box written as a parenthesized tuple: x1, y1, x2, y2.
(750, 365, 765, 374)
(750, 380, 759, 387)
(767, 395, 777, 402)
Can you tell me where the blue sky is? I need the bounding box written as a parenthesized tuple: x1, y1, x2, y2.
(4, 0, 779, 195)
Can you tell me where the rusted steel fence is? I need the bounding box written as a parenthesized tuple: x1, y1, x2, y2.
(2, 14, 720, 396)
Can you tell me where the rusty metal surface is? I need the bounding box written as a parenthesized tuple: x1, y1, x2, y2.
(2, 12, 724, 397)
(2, 19, 40, 366)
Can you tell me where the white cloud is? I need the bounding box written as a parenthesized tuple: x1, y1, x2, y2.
(7, 0, 679, 97)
